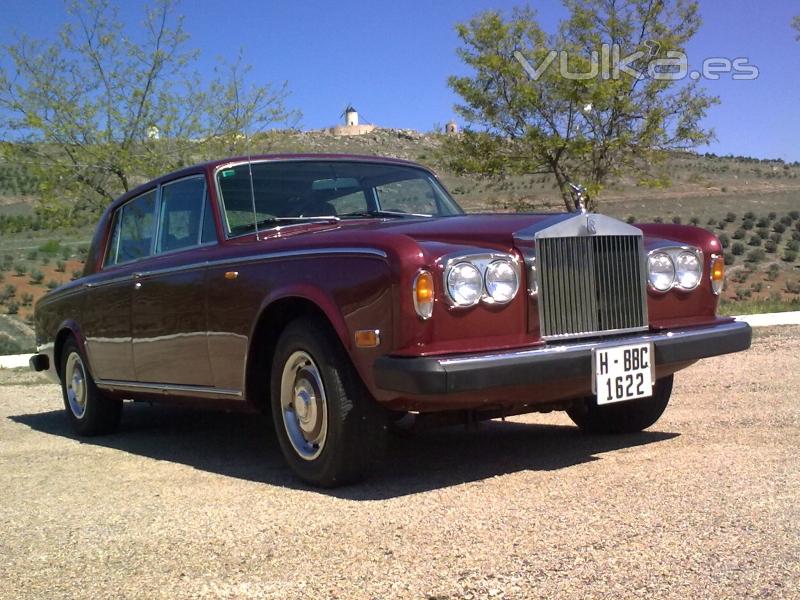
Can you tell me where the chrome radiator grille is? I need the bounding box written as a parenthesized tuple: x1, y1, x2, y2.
(536, 235, 648, 339)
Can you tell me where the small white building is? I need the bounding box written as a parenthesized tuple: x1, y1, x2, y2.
(330, 105, 375, 136)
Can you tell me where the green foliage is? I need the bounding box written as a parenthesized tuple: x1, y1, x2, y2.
(671, 216, 682, 225)
(29, 269, 44, 284)
(725, 212, 737, 222)
(0, 0, 299, 224)
(38, 240, 61, 255)
(626, 215, 636, 224)
(46, 279, 60, 290)
(742, 219, 754, 230)
(787, 240, 800, 252)
(71, 269, 83, 281)
(773, 222, 786, 234)
(743, 211, 756, 220)
(769, 232, 782, 244)
(689, 216, 700, 226)
(756, 217, 769, 228)
(766, 264, 780, 281)
(732, 228, 746, 240)
(0, 335, 24, 354)
(6, 300, 19, 315)
(790, 210, 800, 220)
(718, 233, 730, 248)
(2, 284, 15, 299)
(723, 252, 735, 265)
(787, 280, 800, 294)
(747, 235, 761, 247)
(444, 2, 717, 210)
(40, 256, 50, 266)
(745, 248, 765, 263)
(54, 260, 66, 273)
(764, 240, 777, 253)
(784, 250, 798, 263)
(13, 264, 26, 276)
(731, 242, 745, 255)
(26, 250, 38, 261)
(20, 292, 33, 307)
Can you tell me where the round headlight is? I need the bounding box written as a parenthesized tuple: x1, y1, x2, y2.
(485, 260, 518, 303)
(447, 262, 482, 306)
(675, 251, 702, 290)
(648, 252, 675, 291)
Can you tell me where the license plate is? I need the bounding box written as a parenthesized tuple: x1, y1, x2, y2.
(592, 342, 654, 405)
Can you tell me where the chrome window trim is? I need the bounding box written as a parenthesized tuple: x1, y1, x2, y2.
(154, 174, 209, 254)
(101, 173, 219, 273)
(646, 245, 704, 293)
(103, 187, 159, 269)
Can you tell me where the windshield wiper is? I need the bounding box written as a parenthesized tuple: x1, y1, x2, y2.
(253, 215, 340, 228)
(338, 210, 431, 219)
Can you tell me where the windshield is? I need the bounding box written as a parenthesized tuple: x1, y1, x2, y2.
(215, 160, 464, 237)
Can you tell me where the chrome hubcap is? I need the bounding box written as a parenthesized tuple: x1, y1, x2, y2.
(280, 351, 328, 461)
(65, 353, 88, 419)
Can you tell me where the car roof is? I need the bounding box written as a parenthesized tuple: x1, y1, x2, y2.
(108, 153, 428, 211)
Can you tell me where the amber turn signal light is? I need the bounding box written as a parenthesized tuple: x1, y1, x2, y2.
(354, 329, 381, 348)
(413, 270, 434, 320)
(710, 255, 724, 295)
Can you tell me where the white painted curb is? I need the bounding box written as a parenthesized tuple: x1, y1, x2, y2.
(0, 312, 798, 370)
(0, 354, 32, 369)
(733, 311, 800, 327)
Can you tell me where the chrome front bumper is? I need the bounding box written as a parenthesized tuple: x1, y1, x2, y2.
(374, 320, 752, 395)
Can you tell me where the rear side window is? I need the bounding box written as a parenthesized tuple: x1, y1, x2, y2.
(157, 176, 215, 253)
(105, 189, 157, 266)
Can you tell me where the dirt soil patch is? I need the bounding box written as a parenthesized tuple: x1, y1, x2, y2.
(0, 327, 798, 599)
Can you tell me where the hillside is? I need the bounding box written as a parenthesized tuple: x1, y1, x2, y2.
(0, 128, 798, 352)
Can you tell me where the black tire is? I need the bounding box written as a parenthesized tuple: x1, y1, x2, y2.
(270, 318, 387, 487)
(567, 375, 673, 434)
(60, 338, 122, 436)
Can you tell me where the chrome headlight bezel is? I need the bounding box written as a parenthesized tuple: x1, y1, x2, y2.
(445, 261, 483, 307)
(441, 252, 521, 307)
(647, 246, 703, 292)
(484, 259, 519, 304)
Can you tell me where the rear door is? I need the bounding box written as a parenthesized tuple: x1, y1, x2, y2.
(84, 189, 157, 382)
(131, 175, 218, 386)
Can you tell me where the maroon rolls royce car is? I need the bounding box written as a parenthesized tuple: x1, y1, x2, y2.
(31, 155, 751, 486)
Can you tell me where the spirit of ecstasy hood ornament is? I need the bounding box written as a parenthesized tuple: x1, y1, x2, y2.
(568, 182, 588, 214)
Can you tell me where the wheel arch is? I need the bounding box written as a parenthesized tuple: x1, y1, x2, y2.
(53, 320, 89, 380)
(245, 294, 350, 411)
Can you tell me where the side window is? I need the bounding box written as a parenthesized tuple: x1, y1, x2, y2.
(375, 178, 438, 214)
(157, 177, 211, 253)
(105, 189, 157, 267)
(328, 190, 368, 214)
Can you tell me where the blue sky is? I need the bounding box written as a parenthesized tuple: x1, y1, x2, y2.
(2, 0, 799, 161)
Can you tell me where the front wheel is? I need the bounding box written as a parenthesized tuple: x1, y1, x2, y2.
(270, 318, 387, 487)
(60, 339, 122, 436)
(567, 375, 673, 434)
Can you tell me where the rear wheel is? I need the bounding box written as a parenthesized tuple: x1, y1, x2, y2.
(270, 318, 387, 487)
(60, 338, 122, 436)
(567, 375, 673, 434)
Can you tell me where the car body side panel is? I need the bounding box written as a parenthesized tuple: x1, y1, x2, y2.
(205, 249, 393, 396)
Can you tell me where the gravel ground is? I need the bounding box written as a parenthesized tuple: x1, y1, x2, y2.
(1, 327, 798, 599)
